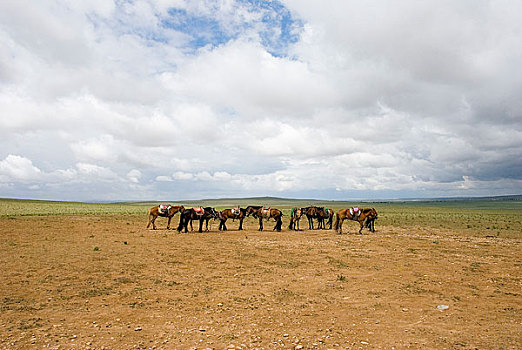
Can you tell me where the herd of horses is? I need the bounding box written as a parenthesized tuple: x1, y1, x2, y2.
(147, 204, 378, 234)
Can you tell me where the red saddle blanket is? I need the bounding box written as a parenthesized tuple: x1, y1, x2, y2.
(159, 205, 171, 212)
(193, 207, 204, 214)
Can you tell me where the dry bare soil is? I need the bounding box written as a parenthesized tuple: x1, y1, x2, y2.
(1, 213, 521, 349)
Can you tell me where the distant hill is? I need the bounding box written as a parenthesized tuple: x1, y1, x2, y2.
(128, 196, 350, 208)
(124, 194, 522, 209)
(392, 195, 522, 202)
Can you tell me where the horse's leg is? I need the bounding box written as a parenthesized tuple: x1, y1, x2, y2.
(198, 219, 204, 233)
(205, 218, 210, 231)
(167, 216, 172, 230)
(358, 220, 364, 234)
(238, 218, 243, 230)
(190, 219, 194, 232)
(259, 217, 263, 231)
(339, 218, 345, 234)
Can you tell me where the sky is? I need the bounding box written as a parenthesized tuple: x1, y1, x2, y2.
(1, 0, 521, 201)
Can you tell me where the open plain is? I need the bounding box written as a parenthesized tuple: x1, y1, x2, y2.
(1, 199, 521, 349)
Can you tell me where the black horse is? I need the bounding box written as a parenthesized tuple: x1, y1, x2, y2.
(177, 207, 218, 233)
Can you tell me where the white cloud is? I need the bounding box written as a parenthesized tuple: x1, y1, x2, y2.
(163, 39, 338, 116)
(155, 175, 173, 182)
(126, 169, 142, 183)
(75, 163, 120, 181)
(172, 171, 194, 180)
(0, 155, 42, 182)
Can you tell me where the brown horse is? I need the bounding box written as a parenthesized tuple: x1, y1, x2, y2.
(335, 207, 378, 234)
(147, 204, 184, 230)
(317, 207, 334, 229)
(218, 207, 247, 231)
(246, 206, 283, 232)
(288, 207, 303, 231)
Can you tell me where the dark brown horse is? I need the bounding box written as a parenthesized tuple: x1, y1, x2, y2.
(316, 207, 334, 229)
(301, 206, 320, 229)
(218, 207, 247, 231)
(364, 209, 378, 232)
(177, 207, 218, 233)
(335, 207, 378, 234)
(288, 207, 303, 231)
(246, 206, 283, 232)
(146, 204, 184, 230)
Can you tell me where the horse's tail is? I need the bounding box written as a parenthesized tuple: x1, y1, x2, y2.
(288, 216, 294, 230)
(334, 213, 340, 231)
(146, 209, 153, 228)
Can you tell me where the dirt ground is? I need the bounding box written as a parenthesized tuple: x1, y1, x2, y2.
(1, 214, 520, 349)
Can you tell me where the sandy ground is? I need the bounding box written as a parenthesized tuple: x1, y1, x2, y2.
(1, 215, 520, 349)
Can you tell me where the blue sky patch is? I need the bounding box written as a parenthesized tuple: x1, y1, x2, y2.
(162, 0, 303, 56)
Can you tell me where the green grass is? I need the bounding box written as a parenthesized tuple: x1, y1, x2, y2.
(0, 198, 147, 216)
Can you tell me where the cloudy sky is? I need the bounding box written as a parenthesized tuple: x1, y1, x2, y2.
(1, 0, 521, 201)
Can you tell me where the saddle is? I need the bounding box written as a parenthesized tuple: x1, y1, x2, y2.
(262, 206, 271, 218)
(193, 207, 204, 215)
(159, 204, 171, 214)
(232, 207, 241, 216)
(349, 207, 360, 220)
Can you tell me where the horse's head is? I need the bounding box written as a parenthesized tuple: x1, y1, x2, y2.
(206, 207, 219, 219)
(245, 206, 255, 217)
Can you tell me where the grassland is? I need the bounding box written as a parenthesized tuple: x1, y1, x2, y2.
(1, 197, 521, 238)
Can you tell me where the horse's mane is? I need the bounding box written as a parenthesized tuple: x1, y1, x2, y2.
(247, 205, 262, 209)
